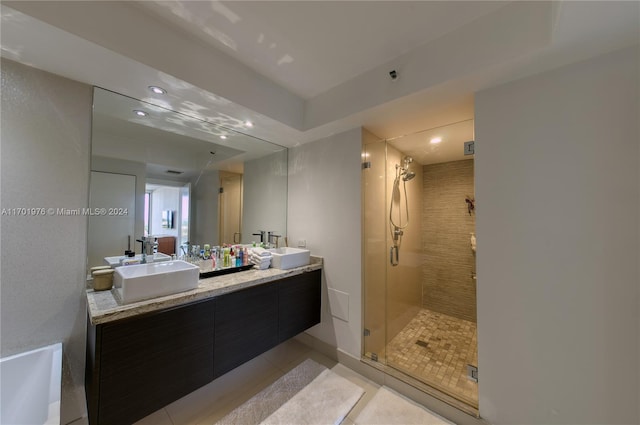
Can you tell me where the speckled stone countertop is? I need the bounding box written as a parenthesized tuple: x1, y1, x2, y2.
(86, 256, 323, 325)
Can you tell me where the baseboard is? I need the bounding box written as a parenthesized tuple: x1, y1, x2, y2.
(294, 332, 490, 425)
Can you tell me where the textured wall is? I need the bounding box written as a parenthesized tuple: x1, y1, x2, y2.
(1, 59, 92, 423)
(422, 160, 476, 322)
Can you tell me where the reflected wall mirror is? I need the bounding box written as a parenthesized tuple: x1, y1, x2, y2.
(88, 87, 287, 268)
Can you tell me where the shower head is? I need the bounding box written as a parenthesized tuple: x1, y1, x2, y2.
(402, 171, 416, 181)
(401, 156, 415, 181)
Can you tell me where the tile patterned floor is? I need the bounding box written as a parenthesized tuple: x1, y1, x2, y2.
(386, 309, 478, 406)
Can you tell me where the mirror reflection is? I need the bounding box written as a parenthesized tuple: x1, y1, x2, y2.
(88, 87, 287, 268)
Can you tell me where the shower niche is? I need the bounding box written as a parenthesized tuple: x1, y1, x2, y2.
(362, 119, 478, 413)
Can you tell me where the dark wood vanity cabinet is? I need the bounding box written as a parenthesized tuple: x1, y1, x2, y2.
(85, 269, 321, 425)
(214, 282, 279, 378)
(278, 271, 322, 342)
(86, 299, 215, 425)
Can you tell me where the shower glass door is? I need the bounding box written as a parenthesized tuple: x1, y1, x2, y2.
(362, 136, 387, 363)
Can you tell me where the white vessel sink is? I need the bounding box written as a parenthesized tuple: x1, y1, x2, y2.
(104, 252, 171, 268)
(269, 247, 311, 270)
(113, 260, 199, 304)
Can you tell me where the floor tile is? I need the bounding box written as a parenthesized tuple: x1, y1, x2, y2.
(386, 308, 477, 406)
(329, 364, 381, 421)
(165, 355, 278, 425)
(66, 416, 89, 425)
(262, 338, 312, 371)
(133, 408, 173, 425)
(195, 369, 284, 424)
(273, 346, 338, 376)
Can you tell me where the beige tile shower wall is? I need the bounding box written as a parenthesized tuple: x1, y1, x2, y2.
(422, 160, 476, 322)
(386, 146, 423, 342)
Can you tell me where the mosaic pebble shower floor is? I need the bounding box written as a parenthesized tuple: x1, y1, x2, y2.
(386, 309, 478, 406)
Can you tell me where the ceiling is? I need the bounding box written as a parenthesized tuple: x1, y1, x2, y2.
(1, 1, 639, 150)
(134, 1, 506, 99)
(388, 119, 475, 166)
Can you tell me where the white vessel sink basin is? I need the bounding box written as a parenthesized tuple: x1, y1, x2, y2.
(268, 247, 311, 270)
(104, 253, 171, 268)
(113, 260, 199, 304)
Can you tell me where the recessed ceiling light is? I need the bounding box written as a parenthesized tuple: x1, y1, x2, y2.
(134, 110, 148, 117)
(430, 137, 442, 144)
(220, 135, 227, 140)
(148, 86, 167, 95)
(244, 120, 254, 128)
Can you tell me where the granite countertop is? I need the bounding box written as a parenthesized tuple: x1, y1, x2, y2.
(86, 256, 323, 325)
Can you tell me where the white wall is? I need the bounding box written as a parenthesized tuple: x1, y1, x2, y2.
(0, 59, 92, 424)
(288, 128, 363, 357)
(243, 150, 288, 245)
(475, 46, 639, 424)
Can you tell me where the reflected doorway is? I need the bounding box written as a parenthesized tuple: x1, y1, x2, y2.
(218, 171, 243, 245)
(145, 182, 190, 254)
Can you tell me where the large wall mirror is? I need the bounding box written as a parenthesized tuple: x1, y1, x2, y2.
(88, 87, 287, 268)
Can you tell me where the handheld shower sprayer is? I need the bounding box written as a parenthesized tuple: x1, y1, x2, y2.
(389, 156, 414, 266)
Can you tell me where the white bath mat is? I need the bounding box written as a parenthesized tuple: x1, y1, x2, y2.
(354, 386, 453, 425)
(215, 358, 326, 425)
(260, 368, 365, 425)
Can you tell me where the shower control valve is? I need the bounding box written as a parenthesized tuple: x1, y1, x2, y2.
(393, 228, 403, 243)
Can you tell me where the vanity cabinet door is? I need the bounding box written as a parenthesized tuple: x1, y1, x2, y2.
(96, 299, 215, 425)
(278, 269, 322, 342)
(214, 282, 279, 378)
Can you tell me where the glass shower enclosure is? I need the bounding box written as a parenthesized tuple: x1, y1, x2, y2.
(362, 120, 478, 411)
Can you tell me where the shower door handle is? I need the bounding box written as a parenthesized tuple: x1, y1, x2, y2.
(390, 246, 399, 267)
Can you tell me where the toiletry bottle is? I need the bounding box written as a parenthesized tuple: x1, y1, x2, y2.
(211, 247, 216, 269)
(204, 244, 211, 259)
(236, 246, 243, 267)
(223, 247, 230, 268)
(243, 247, 249, 266)
(230, 246, 236, 268)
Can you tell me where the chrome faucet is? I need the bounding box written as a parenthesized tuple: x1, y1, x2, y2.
(267, 231, 281, 249)
(252, 230, 266, 244)
(136, 236, 157, 263)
